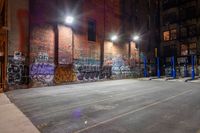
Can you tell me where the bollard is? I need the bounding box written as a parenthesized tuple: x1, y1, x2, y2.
(144, 56, 147, 77)
(191, 55, 195, 80)
(157, 57, 160, 78)
(170, 57, 173, 77)
(172, 56, 176, 79)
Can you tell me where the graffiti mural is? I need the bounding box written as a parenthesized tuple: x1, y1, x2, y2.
(100, 66, 112, 79)
(54, 64, 76, 84)
(7, 52, 28, 85)
(111, 55, 132, 78)
(30, 25, 55, 86)
(75, 65, 112, 81)
(104, 54, 140, 78)
(75, 65, 100, 81)
(30, 63, 54, 84)
(74, 58, 112, 81)
(29, 52, 55, 86)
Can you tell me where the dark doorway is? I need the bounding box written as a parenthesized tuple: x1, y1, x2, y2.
(0, 30, 6, 92)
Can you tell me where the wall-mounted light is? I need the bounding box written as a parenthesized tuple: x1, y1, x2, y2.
(111, 35, 118, 42)
(65, 16, 74, 24)
(133, 35, 140, 41)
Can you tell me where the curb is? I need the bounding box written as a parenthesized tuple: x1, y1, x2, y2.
(0, 93, 40, 133)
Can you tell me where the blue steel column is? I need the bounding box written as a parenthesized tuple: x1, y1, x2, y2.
(172, 56, 176, 79)
(191, 55, 195, 80)
(157, 57, 160, 78)
(144, 56, 147, 77)
(170, 57, 173, 77)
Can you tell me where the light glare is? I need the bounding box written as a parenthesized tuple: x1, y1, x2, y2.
(111, 35, 118, 41)
(65, 16, 74, 24)
(133, 35, 139, 41)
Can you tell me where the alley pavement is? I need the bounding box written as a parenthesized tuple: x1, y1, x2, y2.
(5, 79, 200, 133)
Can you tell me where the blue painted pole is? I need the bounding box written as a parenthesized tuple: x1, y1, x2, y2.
(157, 57, 160, 78)
(191, 55, 195, 80)
(144, 56, 147, 77)
(170, 57, 173, 77)
(172, 56, 176, 79)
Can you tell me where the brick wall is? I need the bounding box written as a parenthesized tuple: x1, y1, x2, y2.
(7, 0, 29, 88)
(7, 0, 141, 88)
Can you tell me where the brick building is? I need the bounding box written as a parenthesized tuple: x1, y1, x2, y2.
(0, 0, 160, 90)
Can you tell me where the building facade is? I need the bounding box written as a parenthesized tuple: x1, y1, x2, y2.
(1, 0, 155, 90)
(122, 0, 160, 75)
(160, 0, 200, 76)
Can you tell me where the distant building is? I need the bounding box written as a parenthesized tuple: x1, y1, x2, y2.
(160, 0, 200, 76)
(122, 0, 160, 75)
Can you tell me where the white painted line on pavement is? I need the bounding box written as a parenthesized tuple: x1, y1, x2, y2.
(74, 90, 192, 133)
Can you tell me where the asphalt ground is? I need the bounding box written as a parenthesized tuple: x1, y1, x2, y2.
(6, 79, 200, 133)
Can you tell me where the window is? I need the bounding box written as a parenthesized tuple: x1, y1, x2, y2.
(170, 29, 177, 40)
(163, 12, 177, 25)
(154, 14, 159, 26)
(181, 44, 188, 56)
(164, 45, 176, 57)
(188, 25, 196, 37)
(162, 0, 177, 10)
(180, 8, 186, 20)
(180, 27, 187, 38)
(186, 6, 196, 19)
(88, 19, 96, 41)
(163, 31, 170, 41)
(189, 43, 197, 55)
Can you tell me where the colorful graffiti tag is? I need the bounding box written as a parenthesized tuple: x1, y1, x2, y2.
(30, 63, 54, 84)
(104, 54, 140, 78)
(35, 52, 49, 63)
(74, 58, 111, 81)
(7, 54, 28, 85)
(54, 64, 76, 84)
(75, 65, 112, 81)
(111, 55, 132, 78)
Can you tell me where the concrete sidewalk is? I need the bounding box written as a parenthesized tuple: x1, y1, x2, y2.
(187, 77, 200, 83)
(0, 93, 40, 133)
